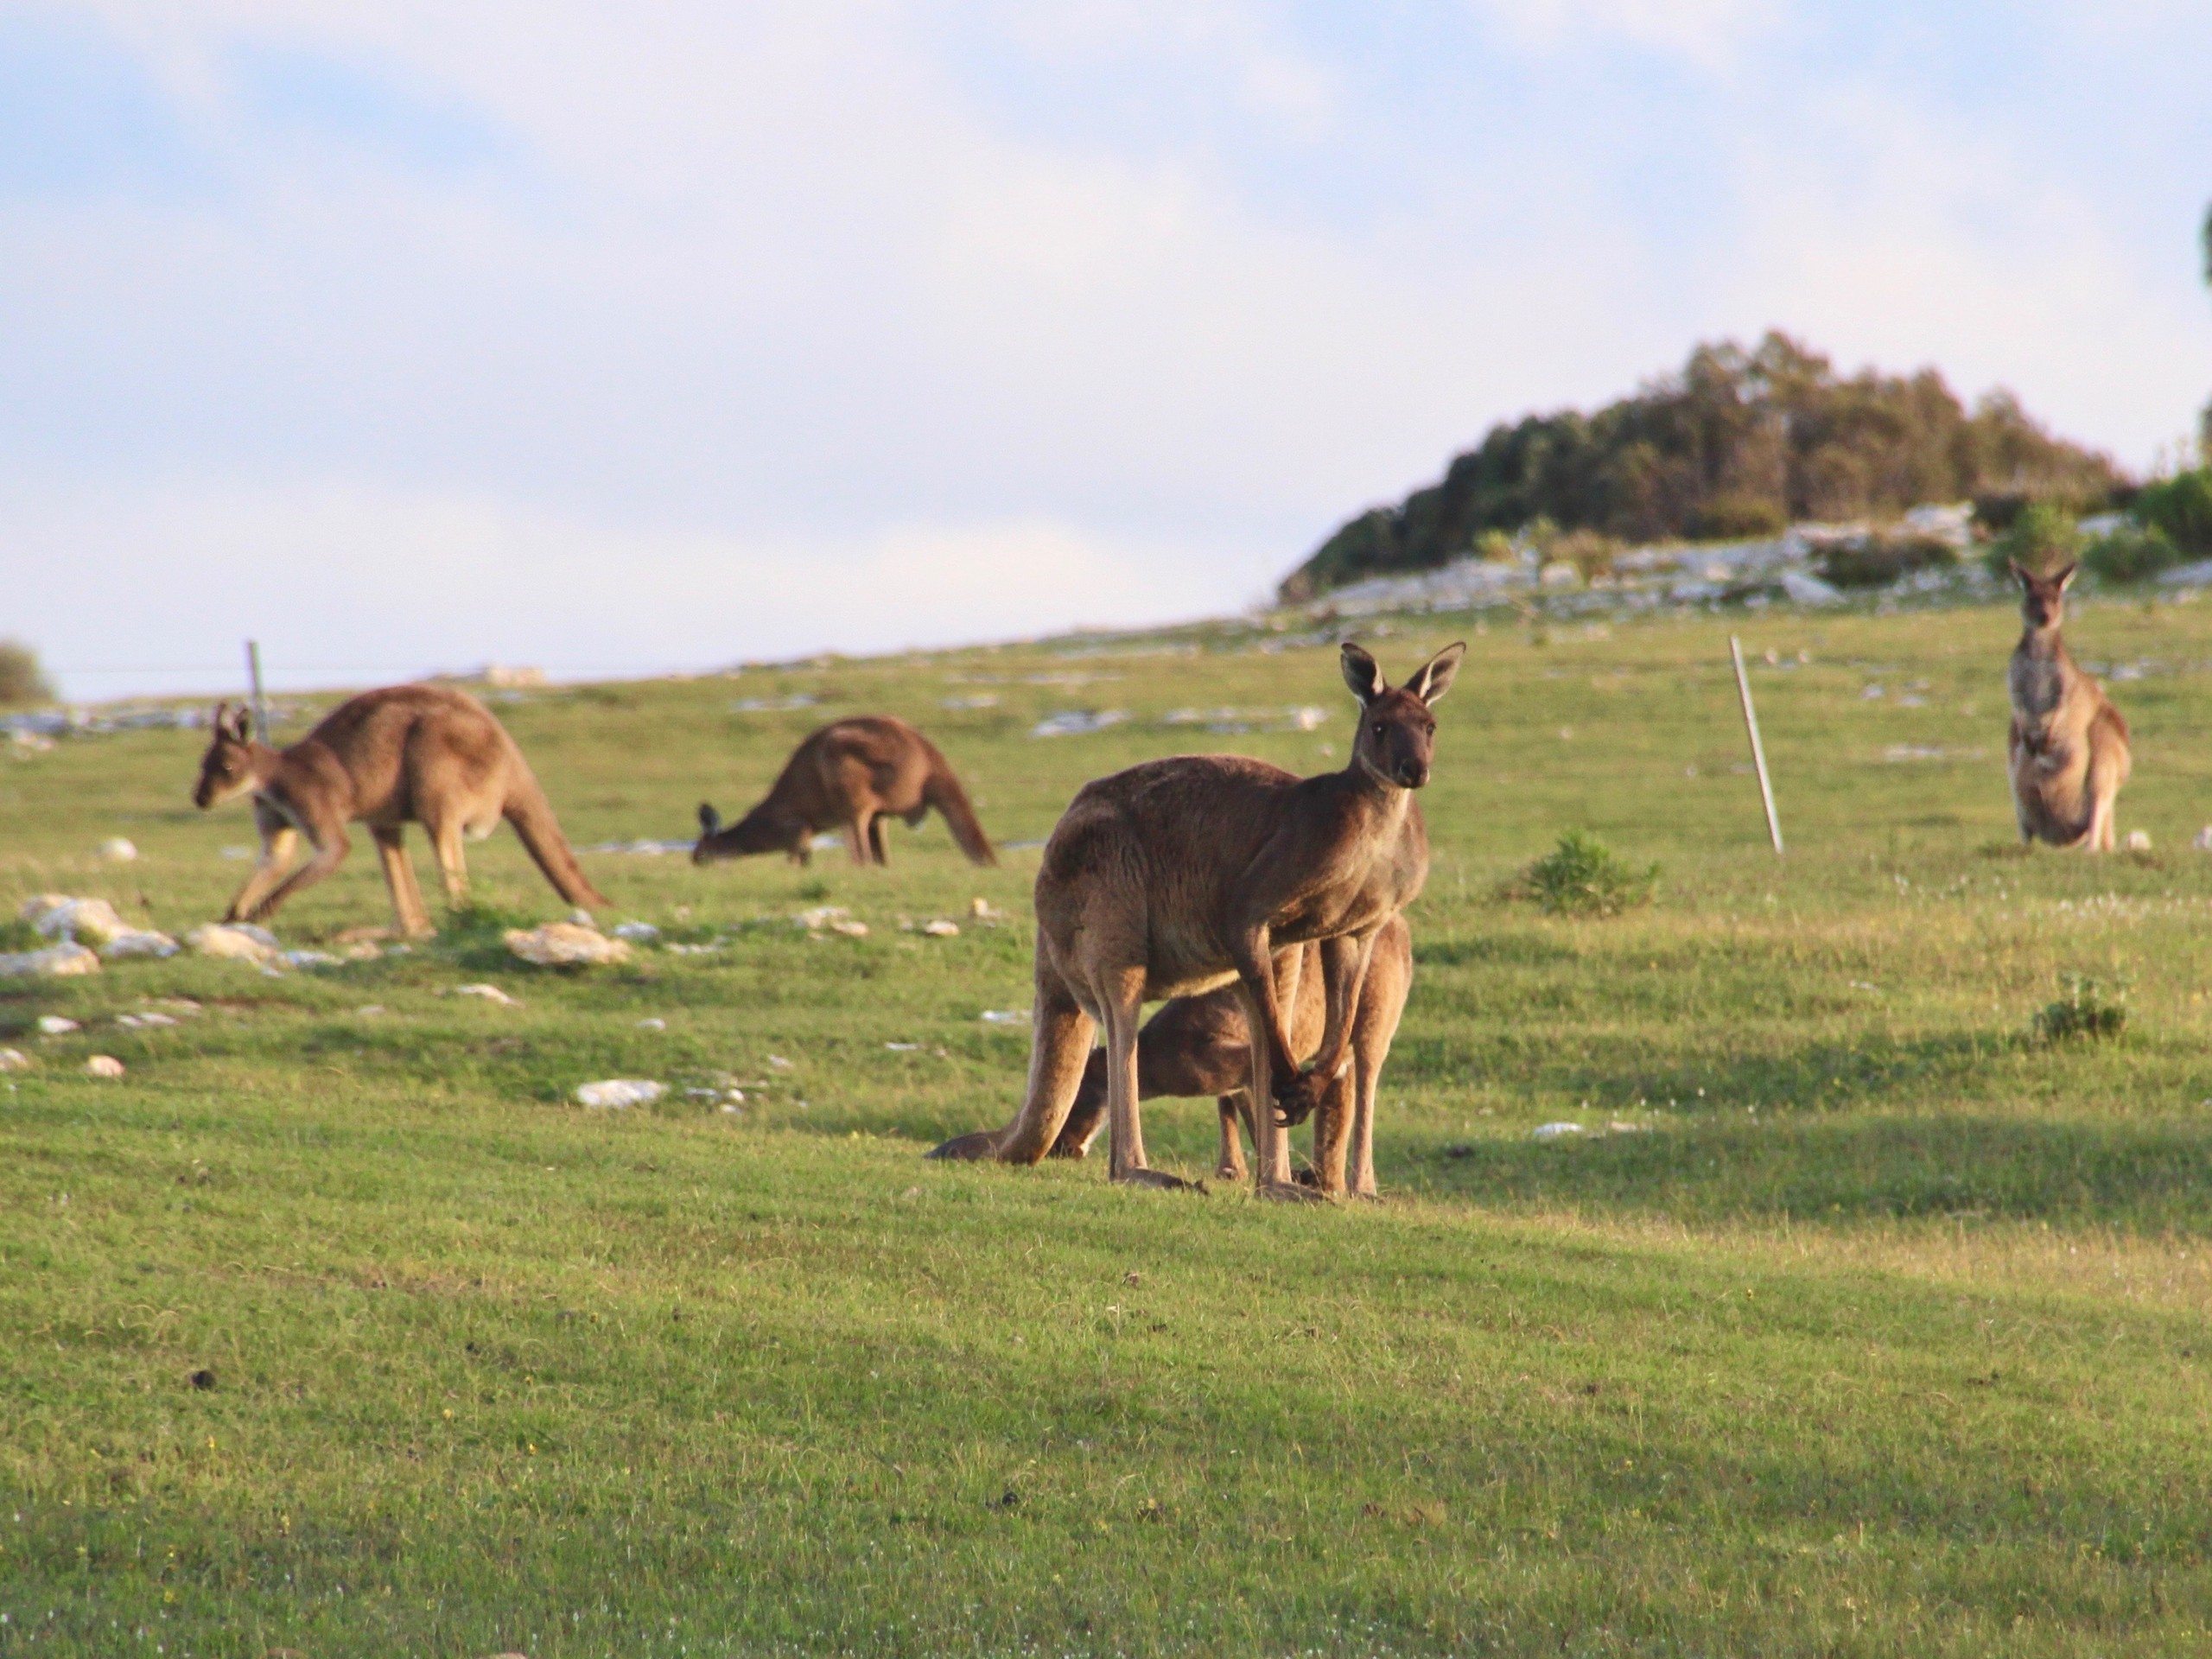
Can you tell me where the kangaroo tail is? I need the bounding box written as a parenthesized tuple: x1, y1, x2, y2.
(923, 761, 997, 866)
(505, 780, 609, 909)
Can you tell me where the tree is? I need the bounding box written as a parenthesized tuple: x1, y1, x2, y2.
(0, 640, 53, 708)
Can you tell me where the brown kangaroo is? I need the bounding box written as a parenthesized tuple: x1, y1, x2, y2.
(693, 716, 995, 868)
(1046, 913, 1413, 1198)
(2007, 560, 2131, 851)
(192, 686, 607, 936)
(929, 641, 1459, 1196)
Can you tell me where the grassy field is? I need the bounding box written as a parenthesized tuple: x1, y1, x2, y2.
(8, 594, 2212, 1655)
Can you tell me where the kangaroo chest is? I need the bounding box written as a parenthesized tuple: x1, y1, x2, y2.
(2010, 645, 2070, 733)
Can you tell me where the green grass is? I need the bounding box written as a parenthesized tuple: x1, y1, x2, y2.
(9, 598, 2212, 1654)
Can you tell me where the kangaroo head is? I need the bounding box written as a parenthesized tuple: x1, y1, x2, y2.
(192, 702, 260, 809)
(692, 800, 792, 864)
(1341, 641, 1465, 791)
(2011, 558, 2077, 632)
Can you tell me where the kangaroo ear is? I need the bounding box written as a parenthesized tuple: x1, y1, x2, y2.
(210, 701, 230, 734)
(1406, 642, 1466, 707)
(1340, 643, 1385, 705)
(697, 802, 721, 836)
(2007, 557, 2029, 587)
(2056, 562, 2080, 593)
(229, 707, 254, 742)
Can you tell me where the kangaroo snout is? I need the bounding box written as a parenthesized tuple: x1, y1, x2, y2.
(1397, 760, 1429, 789)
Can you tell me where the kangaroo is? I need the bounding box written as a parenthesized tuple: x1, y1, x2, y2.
(930, 641, 1459, 1196)
(2007, 560, 2132, 851)
(192, 686, 607, 936)
(694, 716, 995, 868)
(1046, 913, 1413, 1198)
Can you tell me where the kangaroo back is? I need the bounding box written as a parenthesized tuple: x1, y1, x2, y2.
(923, 758, 997, 866)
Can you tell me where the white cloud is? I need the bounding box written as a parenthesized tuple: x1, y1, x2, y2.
(1470, 0, 1782, 69)
(0, 476, 1235, 700)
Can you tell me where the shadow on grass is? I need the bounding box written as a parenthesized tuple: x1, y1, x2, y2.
(1403, 1112, 2212, 1232)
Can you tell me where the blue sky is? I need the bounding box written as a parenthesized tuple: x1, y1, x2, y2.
(4, 0, 2209, 699)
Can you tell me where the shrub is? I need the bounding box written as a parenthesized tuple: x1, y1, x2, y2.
(2081, 523, 2183, 584)
(2135, 467, 2212, 558)
(1548, 528, 1624, 582)
(2034, 972, 2128, 1042)
(0, 640, 52, 708)
(1472, 529, 1517, 564)
(1508, 831, 1658, 918)
(1689, 494, 1788, 541)
(1985, 501, 2081, 580)
(1817, 532, 1958, 589)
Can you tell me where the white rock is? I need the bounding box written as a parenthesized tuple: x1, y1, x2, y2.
(1532, 1121, 1586, 1141)
(2126, 830, 2153, 852)
(22, 895, 132, 946)
(84, 1055, 125, 1079)
(503, 922, 632, 967)
(95, 837, 138, 862)
(186, 924, 282, 965)
(0, 943, 101, 978)
(2196, 826, 2212, 852)
(612, 921, 661, 942)
(0, 1048, 29, 1071)
(979, 1009, 1028, 1024)
(283, 949, 342, 968)
(637, 1017, 667, 1031)
(103, 930, 179, 960)
(922, 919, 960, 938)
(1030, 709, 1129, 739)
(576, 1078, 664, 1109)
(37, 1015, 79, 1034)
(454, 982, 521, 1007)
(767, 1054, 794, 1070)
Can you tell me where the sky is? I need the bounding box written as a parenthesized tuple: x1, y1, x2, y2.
(4, 1, 2209, 702)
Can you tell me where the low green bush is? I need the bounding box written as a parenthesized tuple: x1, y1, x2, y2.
(1508, 830, 1658, 918)
(1985, 502, 2082, 580)
(1689, 494, 1788, 541)
(2136, 467, 2212, 558)
(1817, 533, 1958, 589)
(2034, 972, 2128, 1042)
(2082, 523, 2184, 583)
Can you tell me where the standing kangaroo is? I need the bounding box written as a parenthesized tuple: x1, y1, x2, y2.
(192, 686, 607, 936)
(2007, 560, 2132, 851)
(693, 716, 995, 868)
(1046, 914, 1413, 1198)
(930, 641, 1459, 1196)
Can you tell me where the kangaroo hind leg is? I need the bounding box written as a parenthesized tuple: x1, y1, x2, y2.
(1096, 967, 1193, 1190)
(929, 955, 1095, 1164)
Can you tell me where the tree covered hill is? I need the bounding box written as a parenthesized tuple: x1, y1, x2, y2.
(1283, 333, 2125, 601)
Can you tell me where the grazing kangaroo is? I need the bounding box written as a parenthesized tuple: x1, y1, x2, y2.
(1047, 914, 1413, 1198)
(192, 687, 607, 936)
(2007, 560, 2132, 851)
(930, 641, 1459, 1195)
(693, 716, 995, 868)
